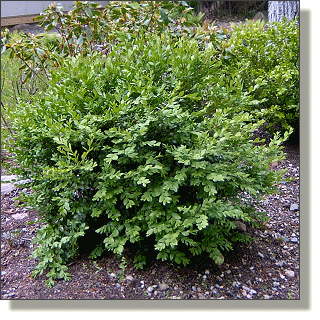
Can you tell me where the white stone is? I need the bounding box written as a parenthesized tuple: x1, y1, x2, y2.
(285, 269, 295, 278)
(126, 275, 134, 281)
(12, 212, 28, 220)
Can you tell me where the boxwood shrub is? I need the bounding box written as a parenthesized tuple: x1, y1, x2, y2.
(8, 33, 286, 286)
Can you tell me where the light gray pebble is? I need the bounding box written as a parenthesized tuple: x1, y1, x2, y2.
(126, 275, 134, 281)
(285, 269, 295, 278)
(275, 260, 286, 267)
(147, 286, 155, 293)
(290, 237, 298, 243)
(158, 283, 169, 291)
(258, 252, 264, 258)
(109, 272, 116, 279)
(273, 282, 280, 287)
(290, 203, 299, 211)
(1, 271, 7, 277)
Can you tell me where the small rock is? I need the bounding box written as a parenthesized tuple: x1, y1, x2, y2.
(290, 204, 299, 211)
(147, 286, 154, 293)
(115, 283, 121, 288)
(234, 221, 247, 232)
(263, 295, 271, 299)
(290, 237, 298, 243)
(205, 270, 210, 275)
(258, 252, 264, 258)
(126, 275, 134, 281)
(192, 286, 197, 292)
(198, 293, 206, 299)
(284, 269, 295, 278)
(275, 260, 286, 267)
(159, 283, 169, 291)
(273, 282, 280, 287)
(109, 272, 116, 279)
(12, 213, 28, 220)
(1, 183, 16, 195)
(202, 275, 207, 280)
(242, 285, 250, 292)
(1, 271, 7, 277)
(283, 236, 290, 242)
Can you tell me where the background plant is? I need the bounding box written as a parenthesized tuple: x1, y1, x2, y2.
(226, 18, 299, 139)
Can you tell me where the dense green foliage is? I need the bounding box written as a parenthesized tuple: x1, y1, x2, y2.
(1, 1, 297, 287)
(227, 18, 299, 138)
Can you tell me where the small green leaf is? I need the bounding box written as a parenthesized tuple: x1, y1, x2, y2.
(77, 35, 84, 47)
(160, 9, 170, 25)
(85, 7, 93, 18)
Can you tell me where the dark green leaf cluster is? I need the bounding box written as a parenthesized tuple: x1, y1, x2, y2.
(227, 18, 299, 138)
(8, 33, 286, 286)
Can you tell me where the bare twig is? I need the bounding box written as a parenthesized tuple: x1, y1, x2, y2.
(1, 101, 15, 138)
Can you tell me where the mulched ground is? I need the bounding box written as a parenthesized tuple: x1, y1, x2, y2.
(1, 140, 299, 300)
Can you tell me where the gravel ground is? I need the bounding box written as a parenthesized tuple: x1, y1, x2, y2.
(1, 141, 299, 300)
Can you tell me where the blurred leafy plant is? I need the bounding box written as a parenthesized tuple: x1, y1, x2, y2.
(227, 18, 299, 138)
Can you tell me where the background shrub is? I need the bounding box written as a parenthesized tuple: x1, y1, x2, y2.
(226, 18, 299, 140)
(7, 33, 286, 286)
